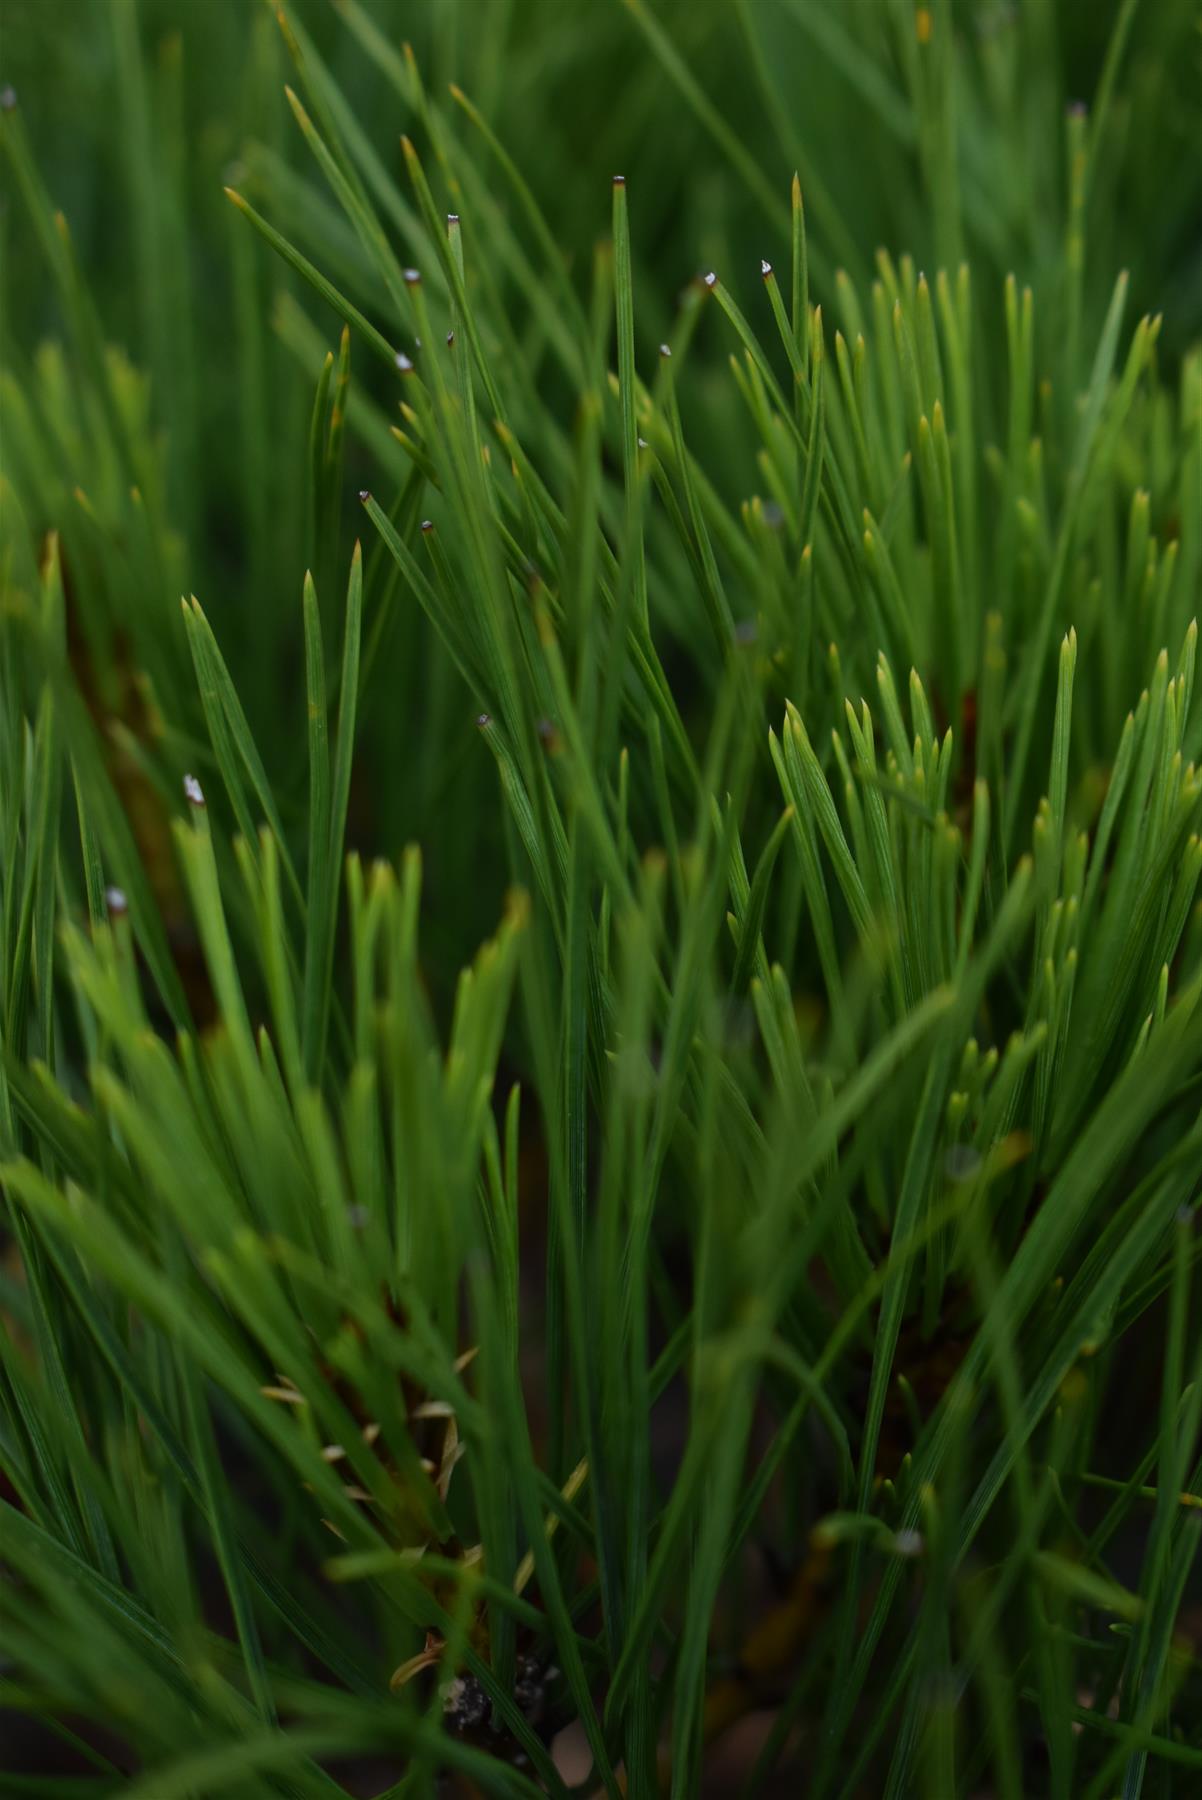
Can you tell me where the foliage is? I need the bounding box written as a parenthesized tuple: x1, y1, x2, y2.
(1, 3, 1201, 1795)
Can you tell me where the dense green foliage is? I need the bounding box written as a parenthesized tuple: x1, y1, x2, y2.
(2, 3, 1201, 1795)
